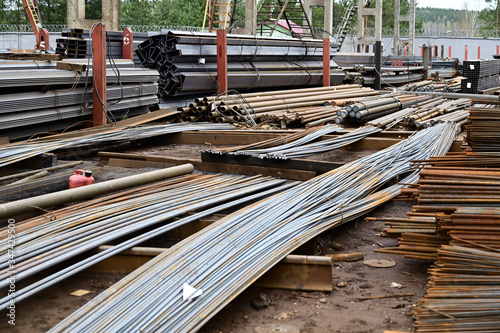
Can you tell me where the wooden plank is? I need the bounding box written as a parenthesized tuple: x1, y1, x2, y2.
(0, 137, 9, 145)
(201, 151, 343, 173)
(0, 52, 63, 61)
(108, 158, 174, 169)
(89, 246, 333, 291)
(100, 152, 317, 181)
(56, 62, 87, 72)
(115, 107, 180, 127)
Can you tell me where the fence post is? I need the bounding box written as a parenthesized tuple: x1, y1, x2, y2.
(465, 45, 468, 61)
(478, 46, 480, 59)
(448, 46, 451, 58)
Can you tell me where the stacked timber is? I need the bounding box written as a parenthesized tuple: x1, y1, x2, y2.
(0, 59, 160, 140)
(136, 30, 343, 97)
(177, 85, 377, 128)
(461, 59, 500, 94)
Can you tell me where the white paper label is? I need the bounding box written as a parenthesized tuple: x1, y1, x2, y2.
(470, 65, 475, 70)
(467, 83, 472, 88)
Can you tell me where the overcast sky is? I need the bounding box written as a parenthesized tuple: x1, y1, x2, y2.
(417, 0, 490, 10)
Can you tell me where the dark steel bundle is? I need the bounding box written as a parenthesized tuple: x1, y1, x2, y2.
(464, 101, 500, 153)
(463, 59, 500, 78)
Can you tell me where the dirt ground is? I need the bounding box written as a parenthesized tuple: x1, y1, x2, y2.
(0, 142, 430, 333)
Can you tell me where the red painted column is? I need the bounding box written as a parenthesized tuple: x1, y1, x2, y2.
(448, 46, 451, 58)
(497, 45, 499, 55)
(403, 44, 407, 56)
(478, 46, 481, 59)
(216, 30, 228, 95)
(323, 38, 330, 87)
(92, 24, 107, 126)
(122, 27, 134, 61)
(465, 45, 468, 61)
(420, 47, 423, 57)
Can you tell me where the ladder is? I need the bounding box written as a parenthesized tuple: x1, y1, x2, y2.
(335, 0, 372, 51)
(202, 0, 235, 32)
(257, 0, 315, 39)
(335, 0, 357, 50)
(23, 0, 43, 33)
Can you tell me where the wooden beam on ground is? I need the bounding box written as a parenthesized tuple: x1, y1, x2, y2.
(99, 152, 317, 181)
(0, 137, 9, 145)
(89, 246, 333, 292)
(115, 107, 180, 127)
(10, 153, 57, 169)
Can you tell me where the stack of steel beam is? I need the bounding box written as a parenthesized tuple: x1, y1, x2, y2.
(461, 59, 500, 94)
(0, 60, 160, 140)
(177, 85, 377, 128)
(0, 173, 291, 306)
(136, 30, 343, 97)
(47, 122, 459, 332)
(414, 245, 500, 332)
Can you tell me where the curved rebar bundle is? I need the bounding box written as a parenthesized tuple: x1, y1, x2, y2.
(50, 122, 460, 333)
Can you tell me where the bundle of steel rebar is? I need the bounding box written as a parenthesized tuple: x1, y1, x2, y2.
(413, 245, 500, 332)
(413, 152, 500, 167)
(205, 125, 381, 160)
(366, 216, 438, 237)
(0, 122, 234, 168)
(464, 101, 500, 153)
(178, 85, 376, 127)
(136, 30, 343, 97)
(0, 173, 292, 306)
(49, 122, 459, 332)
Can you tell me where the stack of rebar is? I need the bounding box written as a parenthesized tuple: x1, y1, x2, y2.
(464, 101, 500, 153)
(205, 125, 381, 160)
(136, 30, 343, 97)
(414, 245, 500, 332)
(48, 122, 459, 333)
(367, 97, 470, 129)
(0, 122, 234, 168)
(177, 85, 377, 128)
(461, 59, 500, 94)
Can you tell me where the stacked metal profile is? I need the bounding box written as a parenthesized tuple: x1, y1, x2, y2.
(414, 245, 500, 332)
(55, 29, 87, 58)
(461, 59, 500, 94)
(0, 59, 160, 140)
(177, 85, 377, 128)
(49, 122, 459, 333)
(0, 173, 291, 307)
(136, 30, 343, 97)
(205, 125, 381, 160)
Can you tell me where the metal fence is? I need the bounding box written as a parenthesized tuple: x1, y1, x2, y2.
(1, 24, 499, 38)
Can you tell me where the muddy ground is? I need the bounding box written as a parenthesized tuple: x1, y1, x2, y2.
(0, 142, 429, 333)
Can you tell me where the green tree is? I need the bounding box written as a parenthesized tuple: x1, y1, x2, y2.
(479, 0, 500, 36)
(121, 0, 155, 26)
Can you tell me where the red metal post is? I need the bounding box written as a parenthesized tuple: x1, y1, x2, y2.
(497, 45, 499, 55)
(403, 44, 407, 56)
(323, 38, 330, 87)
(465, 45, 468, 61)
(122, 27, 134, 61)
(448, 46, 451, 58)
(478, 46, 481, 59)
(420, 46, 423, 57)
(216, 29, 228, 95)
(39, 28, 49, 51)
(92, 24, 107, 126)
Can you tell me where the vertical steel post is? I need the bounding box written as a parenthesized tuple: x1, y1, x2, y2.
(122, 27, 134, 61)
(449, 46, 451, 58)
(465, 45, 468, 61)
(422, 45, 430, 81)
(403, 44, 407, 56)
(497, 45, 499, 55)
(374, 41, 382, 91)
(478, 46, 480, 59)
(440, 45, 444, 58)
(323, 38, 330, 87)
(216, 29, 228, 95)
(92, 24, 107, 126)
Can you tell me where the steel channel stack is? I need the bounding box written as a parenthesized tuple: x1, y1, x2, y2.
(136, 30, 344, 97)
(461, 59, 500, 94)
